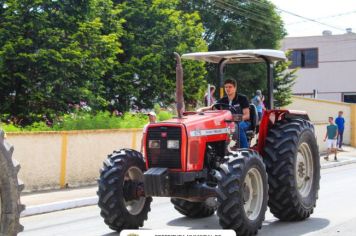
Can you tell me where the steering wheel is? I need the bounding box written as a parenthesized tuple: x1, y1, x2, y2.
(212, 102, 238, 114)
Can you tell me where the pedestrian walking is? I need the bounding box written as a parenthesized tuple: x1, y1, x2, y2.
(335, 111, 345, 150)
(324, 116, 338, 161)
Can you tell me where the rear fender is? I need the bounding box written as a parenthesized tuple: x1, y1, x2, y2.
(256, 109, 310, 154)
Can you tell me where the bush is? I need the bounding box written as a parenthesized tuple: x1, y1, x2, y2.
(158, 111, 172, 121)
(0, 123, 22, 132)
(1, 110, 174, 132)
(52, 111, 148, 130)
(25, 122, 53, 132)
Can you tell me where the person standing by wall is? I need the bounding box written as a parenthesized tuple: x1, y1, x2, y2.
(324, 116, 338, 161)
(204, 85, 216, 106)
(140, 111, 157, 153)
(252, 90, 263, 121)
(335, 111, 345, 150)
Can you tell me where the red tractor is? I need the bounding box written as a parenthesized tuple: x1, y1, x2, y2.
(97, 50, 320, 235)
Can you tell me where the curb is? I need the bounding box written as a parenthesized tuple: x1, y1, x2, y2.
(21, 159, 356, 217)
(320, 159, 356, 169)
(21, 196, 98, 217)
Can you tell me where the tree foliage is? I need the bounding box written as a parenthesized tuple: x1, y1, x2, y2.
(179, 0, 286, 99)
(0, 0, 123, 124)
(0, 0, 288, 126)
(107, 0, 208, 112)
(274, 54, 297, 108)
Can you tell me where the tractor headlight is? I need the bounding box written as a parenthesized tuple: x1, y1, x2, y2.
(167, 140, 180, 149)
(148, 140, 160, 149)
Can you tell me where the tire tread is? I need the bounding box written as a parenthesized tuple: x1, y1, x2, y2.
(263, 119, 320, 221)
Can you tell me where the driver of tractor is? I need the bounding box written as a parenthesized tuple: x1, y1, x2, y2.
(197, 78, 250, 148)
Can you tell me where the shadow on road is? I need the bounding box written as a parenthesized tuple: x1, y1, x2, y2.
(167, 215, 220, 229)
(260, 217, 330, 236)
(167, 215, 329, 235)
(101, 216, 329, 236)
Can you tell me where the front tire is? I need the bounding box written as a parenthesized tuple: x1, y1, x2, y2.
(217, 150, 268, 236)
(263, 119, 320, 221)
(0, 130, 25, 236)
(97, 149, 152, 232)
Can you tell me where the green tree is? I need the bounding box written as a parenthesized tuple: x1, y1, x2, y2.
(0, 0, 123, 124)
(107, 0, 208, 111)
(273, 56, 297, 108)
(179, 0, 286, 98)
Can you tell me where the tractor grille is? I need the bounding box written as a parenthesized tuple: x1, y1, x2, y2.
(146, 126, 182, 169)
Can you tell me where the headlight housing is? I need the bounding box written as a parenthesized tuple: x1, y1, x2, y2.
(148, 140, 160, 149)
(167, 140, 179, 149)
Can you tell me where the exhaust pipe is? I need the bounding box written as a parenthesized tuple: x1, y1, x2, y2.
(174, 52, 184, 119)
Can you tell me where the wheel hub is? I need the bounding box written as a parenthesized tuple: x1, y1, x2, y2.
(296, 142, 314, 198)
(298, 161, 305, 178)
(243, 168, 264, 221)
(122, 166, 146, 215)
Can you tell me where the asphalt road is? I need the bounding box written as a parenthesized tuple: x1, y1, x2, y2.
(20, 163, 356, 236)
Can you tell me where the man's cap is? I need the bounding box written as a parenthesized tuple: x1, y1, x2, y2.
(256, 90, 262, 95)
(147, 111, 156, 117)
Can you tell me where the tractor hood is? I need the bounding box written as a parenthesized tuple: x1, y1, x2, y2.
(158, 110, 233, 137)
(145, 110, 234, 172)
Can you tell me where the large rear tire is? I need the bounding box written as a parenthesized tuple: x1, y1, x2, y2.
(97, 149, 152, 232)
(171, 198, 216, 218)
(263, 119, 320, 221)
(217, 150, 268, 236)
(0, 130, 25, 236)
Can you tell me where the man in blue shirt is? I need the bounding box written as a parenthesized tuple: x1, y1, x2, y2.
(335, 111, 345, 149)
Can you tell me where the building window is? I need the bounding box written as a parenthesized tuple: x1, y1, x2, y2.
(343, 93, 356, 103)
(289, 48, 318, 68)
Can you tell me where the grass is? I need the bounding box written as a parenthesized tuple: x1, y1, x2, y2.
(1, 111, 173, 132)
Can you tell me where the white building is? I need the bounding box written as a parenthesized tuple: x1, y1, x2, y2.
(281, 30, 356, 103)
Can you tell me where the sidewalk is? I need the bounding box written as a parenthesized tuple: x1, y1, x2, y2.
(319, 145, 356, 169)
(21, 186, 98, 217)
(21, 146, 356, 217)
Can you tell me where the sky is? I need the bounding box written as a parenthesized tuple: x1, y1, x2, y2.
(270, 0, 356, 37)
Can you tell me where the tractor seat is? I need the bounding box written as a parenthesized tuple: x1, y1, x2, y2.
(246, 104, 259, 139)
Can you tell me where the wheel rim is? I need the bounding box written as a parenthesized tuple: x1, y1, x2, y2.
(296, 142, 314, 198)
(243, 168, 264, 221)
(122, 166, 146, 215)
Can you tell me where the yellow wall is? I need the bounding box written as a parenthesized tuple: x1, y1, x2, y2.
(6, 132, 62, 191)
(7, 129, 143, 192)
(286, 96, 351, 147)
(351, 105, 356, 147)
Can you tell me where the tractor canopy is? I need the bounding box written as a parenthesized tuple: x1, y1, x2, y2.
(181, 49, 286, 64)
(179, 49, 287, 109)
